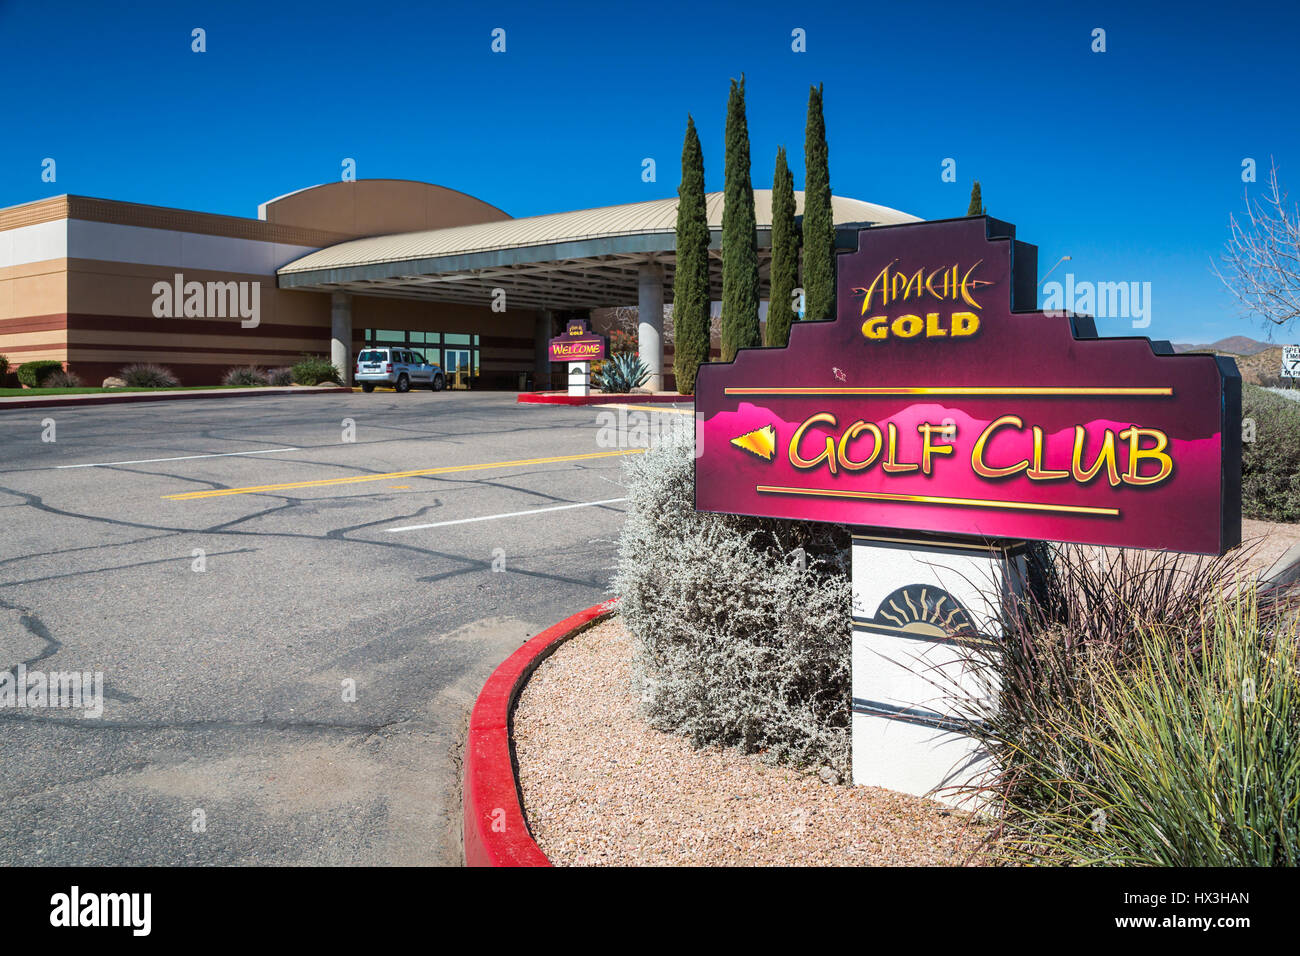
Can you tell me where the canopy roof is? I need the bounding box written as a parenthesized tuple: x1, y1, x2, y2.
(278, 189, 920, 309)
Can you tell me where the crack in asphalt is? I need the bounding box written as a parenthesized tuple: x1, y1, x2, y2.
(0, 594, 139, 702)
(0, 548, 258, 589)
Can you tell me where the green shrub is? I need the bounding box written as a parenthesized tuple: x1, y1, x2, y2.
(593, 352, 650, 393)
(0, 354, 9, 379)
(43, 370, 83, 388)
(985, 593, 1300, 866)
(119, 363, 180, 388)
(950, 543, 1300, 864)
(290, 354, 341, 386)
(16, 360, 66, 387)
(267, 366, 293, 387)
(613, 425, 852, 773)
(1243, 384, 1300, 522)
(221, 365, 269, 387)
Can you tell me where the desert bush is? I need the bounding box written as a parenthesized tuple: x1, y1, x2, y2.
(1243, 384, 1300, 522)
(1256, 373, 1297, 389)
(608, 329, 638, 356)
(221, 365, 269, 387)
(266, 366, 293, 386)
(119, 363, 180, 388)
(980, 591, 1300, 865)
(613, 426, 852, 773)
(290, 354, 341, 386)
(42, 370, 83, 388)
(16, 360, 65, 387)
(950, 542, 1300, 864)
(593, 352, 650, 393)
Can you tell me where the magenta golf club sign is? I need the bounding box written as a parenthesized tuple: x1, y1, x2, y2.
(695, 218, 1241, 555)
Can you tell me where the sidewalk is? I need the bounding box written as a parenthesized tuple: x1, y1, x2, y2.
(0, 384, 351, 411)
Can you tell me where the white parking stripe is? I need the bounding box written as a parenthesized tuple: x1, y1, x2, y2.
(385, 497, 628, 532)
(57, 447, 300, 468)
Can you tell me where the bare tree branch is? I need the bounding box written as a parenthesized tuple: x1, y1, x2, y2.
(1213, 157, 1300, 330)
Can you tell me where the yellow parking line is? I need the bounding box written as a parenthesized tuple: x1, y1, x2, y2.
(162, 449, 645, 500)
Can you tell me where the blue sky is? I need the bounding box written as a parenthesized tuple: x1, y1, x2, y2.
(2, 0, 1297, 345)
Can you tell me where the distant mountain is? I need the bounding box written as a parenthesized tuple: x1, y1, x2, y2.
(1234, 347, 1289, 385)
(1171, 335, 1278, 355)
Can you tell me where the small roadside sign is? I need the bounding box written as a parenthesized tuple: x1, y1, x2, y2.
(1283, 345, 1300, 378)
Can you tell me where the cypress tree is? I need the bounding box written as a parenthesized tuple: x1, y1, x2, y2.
(672, 116, 710, 394)
(802, 83, 836, 321)
(720, 76, 761, 362)
(967, 180, 985, 216)
(765, 147, 798, 348)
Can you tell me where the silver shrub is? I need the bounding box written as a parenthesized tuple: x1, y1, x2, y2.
(613, 426, 852, 773)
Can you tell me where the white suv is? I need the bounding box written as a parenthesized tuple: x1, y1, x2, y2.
(355, 348, 445, 393)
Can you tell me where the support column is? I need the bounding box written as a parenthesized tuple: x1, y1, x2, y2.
(637, 262, 664, 392)
(331, 292, 352, 385)
(535, 309, 553, 391)
(850, 533, 1029, 810)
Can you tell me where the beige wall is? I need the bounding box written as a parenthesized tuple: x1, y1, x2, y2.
(0, 182, 544, 386)
(0, 259, 68, 366)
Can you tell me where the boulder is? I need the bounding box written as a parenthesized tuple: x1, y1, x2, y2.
(101, 377, 126, 388)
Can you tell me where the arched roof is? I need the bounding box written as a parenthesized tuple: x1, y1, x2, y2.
(258, 179, 510, 240)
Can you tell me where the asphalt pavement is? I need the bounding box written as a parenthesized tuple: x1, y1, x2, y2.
(0, 390, 689, 865)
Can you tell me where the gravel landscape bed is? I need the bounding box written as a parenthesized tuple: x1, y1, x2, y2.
(513, 616, 989, 866)
(1244, 518, 1300, 573)
(513, 522, 1298, 867)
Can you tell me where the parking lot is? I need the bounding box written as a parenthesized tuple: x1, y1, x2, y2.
(0, 391, 687, 865)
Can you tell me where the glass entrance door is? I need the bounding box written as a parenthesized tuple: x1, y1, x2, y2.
(444, 349, 472, 388)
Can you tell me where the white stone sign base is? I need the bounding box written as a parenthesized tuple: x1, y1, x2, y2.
(567, 361, 590, 397)
(851, 532, 1030, 811)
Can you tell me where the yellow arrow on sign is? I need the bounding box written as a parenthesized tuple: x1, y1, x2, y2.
(731, 424, 777, 462)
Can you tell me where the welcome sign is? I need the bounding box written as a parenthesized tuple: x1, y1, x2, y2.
(695, 218, 1241, 555)
(548, 319, 607, 362)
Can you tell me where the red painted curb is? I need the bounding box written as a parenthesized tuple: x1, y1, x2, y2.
(463, 600, 617, 867)
(0, 385, 351, 411)
(517, 391, 691, 406)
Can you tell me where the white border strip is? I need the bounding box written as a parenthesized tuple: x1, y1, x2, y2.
(385, 497, 628, 532)
(57, 447, 300, 468)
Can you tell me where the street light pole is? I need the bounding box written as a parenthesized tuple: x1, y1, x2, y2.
(1040, 255, 1072, 286)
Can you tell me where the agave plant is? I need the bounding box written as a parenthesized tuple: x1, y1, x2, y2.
(592, 352, 650, 393)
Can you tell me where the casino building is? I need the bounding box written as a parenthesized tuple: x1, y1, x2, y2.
(0, 179, 917, 391)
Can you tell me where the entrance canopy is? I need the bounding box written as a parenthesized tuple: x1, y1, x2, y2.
(277, 190, 919, 309)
